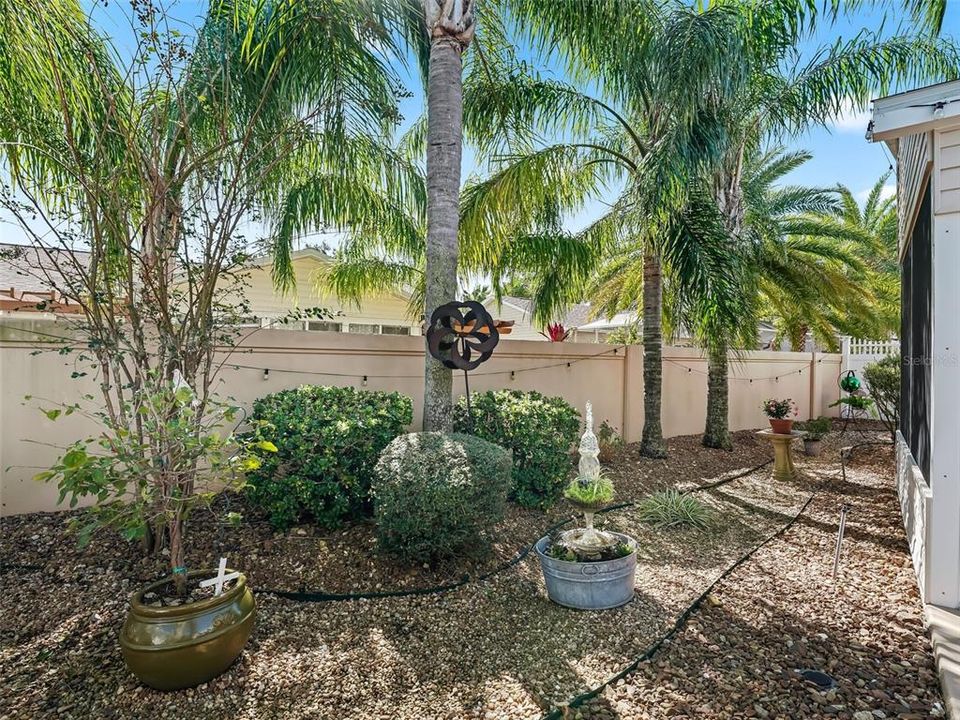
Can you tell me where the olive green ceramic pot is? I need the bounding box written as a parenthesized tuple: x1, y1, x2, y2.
(120, 569, 255, 691)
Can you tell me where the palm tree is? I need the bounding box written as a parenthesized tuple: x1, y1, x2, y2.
(463, 1, 752, 458)
(419, 0, 476, 430)
(762, 172, 899, 346)
(302, 1, 751, 456)
(692, 3, 958, 449)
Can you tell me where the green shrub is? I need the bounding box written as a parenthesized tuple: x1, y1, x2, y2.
(373, 432, 512, 563)
(864, 353, 900, 443)
(454, 390, 580, 508)
(245, 385, 412, 530)
(797, 416, 832, 441)
(637, 490, 712, 530)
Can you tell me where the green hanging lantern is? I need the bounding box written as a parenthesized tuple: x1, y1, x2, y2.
(839, 370, 861, 393)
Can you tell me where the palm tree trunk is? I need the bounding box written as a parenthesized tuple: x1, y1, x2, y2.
(422, 1, 474, 432)
(640, 249, 667, 457)
(703, 156, 744, 451)
(703, 344, 732, 449)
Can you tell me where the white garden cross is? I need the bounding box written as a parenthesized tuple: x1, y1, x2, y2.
(200, 557, 239, 596)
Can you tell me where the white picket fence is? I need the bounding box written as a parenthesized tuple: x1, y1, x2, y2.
(848, 337, 901, 358)
(839, 336, 899, 418)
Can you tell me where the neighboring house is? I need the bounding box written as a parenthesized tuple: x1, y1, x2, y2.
(239, 248, 420, 335)
(0, 244, 420, 335)
(0, 243, 88, 317)
(483, 295, 625, 343)
(869, 80, 957, 610)
(484, 295, 782, 347)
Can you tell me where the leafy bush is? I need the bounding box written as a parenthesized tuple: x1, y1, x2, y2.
(373, 432, 512, 562)
(637, 490, 712, 530)
(454, 390, 580, 508)
(797, 416, 832, 441)
(245, 385, 412, 530)
(864, 353, 900, 442)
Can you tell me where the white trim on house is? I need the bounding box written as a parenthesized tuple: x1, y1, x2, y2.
(871, 81, 960, 609)
(869, 80, 960, 146)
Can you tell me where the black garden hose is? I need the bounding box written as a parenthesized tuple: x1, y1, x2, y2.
(538, 438, 891, 719)
(258, 458, 775, 602)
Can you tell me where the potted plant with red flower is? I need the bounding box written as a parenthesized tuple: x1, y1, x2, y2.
(762, 398, 798, 434)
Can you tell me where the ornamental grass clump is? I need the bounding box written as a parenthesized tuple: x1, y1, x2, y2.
(637, 490, 712, 530)
(564, 473, 615, 509)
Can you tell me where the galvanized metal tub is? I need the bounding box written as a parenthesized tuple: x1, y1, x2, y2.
(535, 532, 637, 610)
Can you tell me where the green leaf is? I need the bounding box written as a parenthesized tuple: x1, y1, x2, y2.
(44, 409, 61, 421)
(256, 440, 278, 453)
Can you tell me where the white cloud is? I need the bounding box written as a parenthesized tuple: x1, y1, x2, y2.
(855, 183, 895, 204)
(828, 98, 873, 134)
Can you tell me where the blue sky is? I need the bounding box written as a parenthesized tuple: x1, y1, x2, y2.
(3, 1, 958, 247)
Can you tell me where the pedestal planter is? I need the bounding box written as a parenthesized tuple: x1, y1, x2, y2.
(536, 533, 637, 610)
(120, 569, 255, 690)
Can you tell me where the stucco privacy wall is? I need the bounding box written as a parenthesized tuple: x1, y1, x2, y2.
(0, 322, 841, 515)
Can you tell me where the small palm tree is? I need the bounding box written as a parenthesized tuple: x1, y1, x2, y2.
(771, 173, 899, 344)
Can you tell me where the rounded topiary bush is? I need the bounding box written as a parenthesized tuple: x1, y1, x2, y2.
(454, 389, 580, 508)
(372, 432, 512, 563)
(245, 385, 412, 530)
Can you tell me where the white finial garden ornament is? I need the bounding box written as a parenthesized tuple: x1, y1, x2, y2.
(200, 557, 240, 597)
(578, 401, 601, 480)
(560, 401, 615, 554)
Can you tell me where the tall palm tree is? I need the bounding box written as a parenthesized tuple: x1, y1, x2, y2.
(465, 1, 752, 458)
(692, 2, 958, 449)
(299, 1, 752, 456)
(420, 0, 476, 430)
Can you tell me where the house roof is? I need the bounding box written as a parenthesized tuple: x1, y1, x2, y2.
(0, 243, 90, 314)
(576, 310, 639, 332)
(489, 295, 602, 330)
(869, 79, 960, 145)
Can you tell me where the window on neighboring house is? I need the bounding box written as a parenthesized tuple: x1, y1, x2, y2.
(348, 323, 380, 334)
(306, 320, 342, 333)
(380, 325, 411, 336)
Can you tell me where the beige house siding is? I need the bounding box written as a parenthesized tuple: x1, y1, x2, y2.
(936, 127, 960, 216)
(486, 299, 544, 341)
(234, 251, 420, 335)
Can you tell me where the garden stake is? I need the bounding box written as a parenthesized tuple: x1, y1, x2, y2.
(832, 504, 851, 580)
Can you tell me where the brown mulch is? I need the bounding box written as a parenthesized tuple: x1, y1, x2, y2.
(0, 425, 940, 720)
(0, 429, 773, 596)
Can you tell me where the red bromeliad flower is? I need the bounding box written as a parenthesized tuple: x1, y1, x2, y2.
(540, 322, 570, 342)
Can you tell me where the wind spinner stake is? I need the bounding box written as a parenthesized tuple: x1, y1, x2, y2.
(425, 300, 500, 419)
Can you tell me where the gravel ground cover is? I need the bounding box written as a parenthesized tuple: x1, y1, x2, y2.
(577, 430, 943, 720)
(0, 425, 934, 719)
